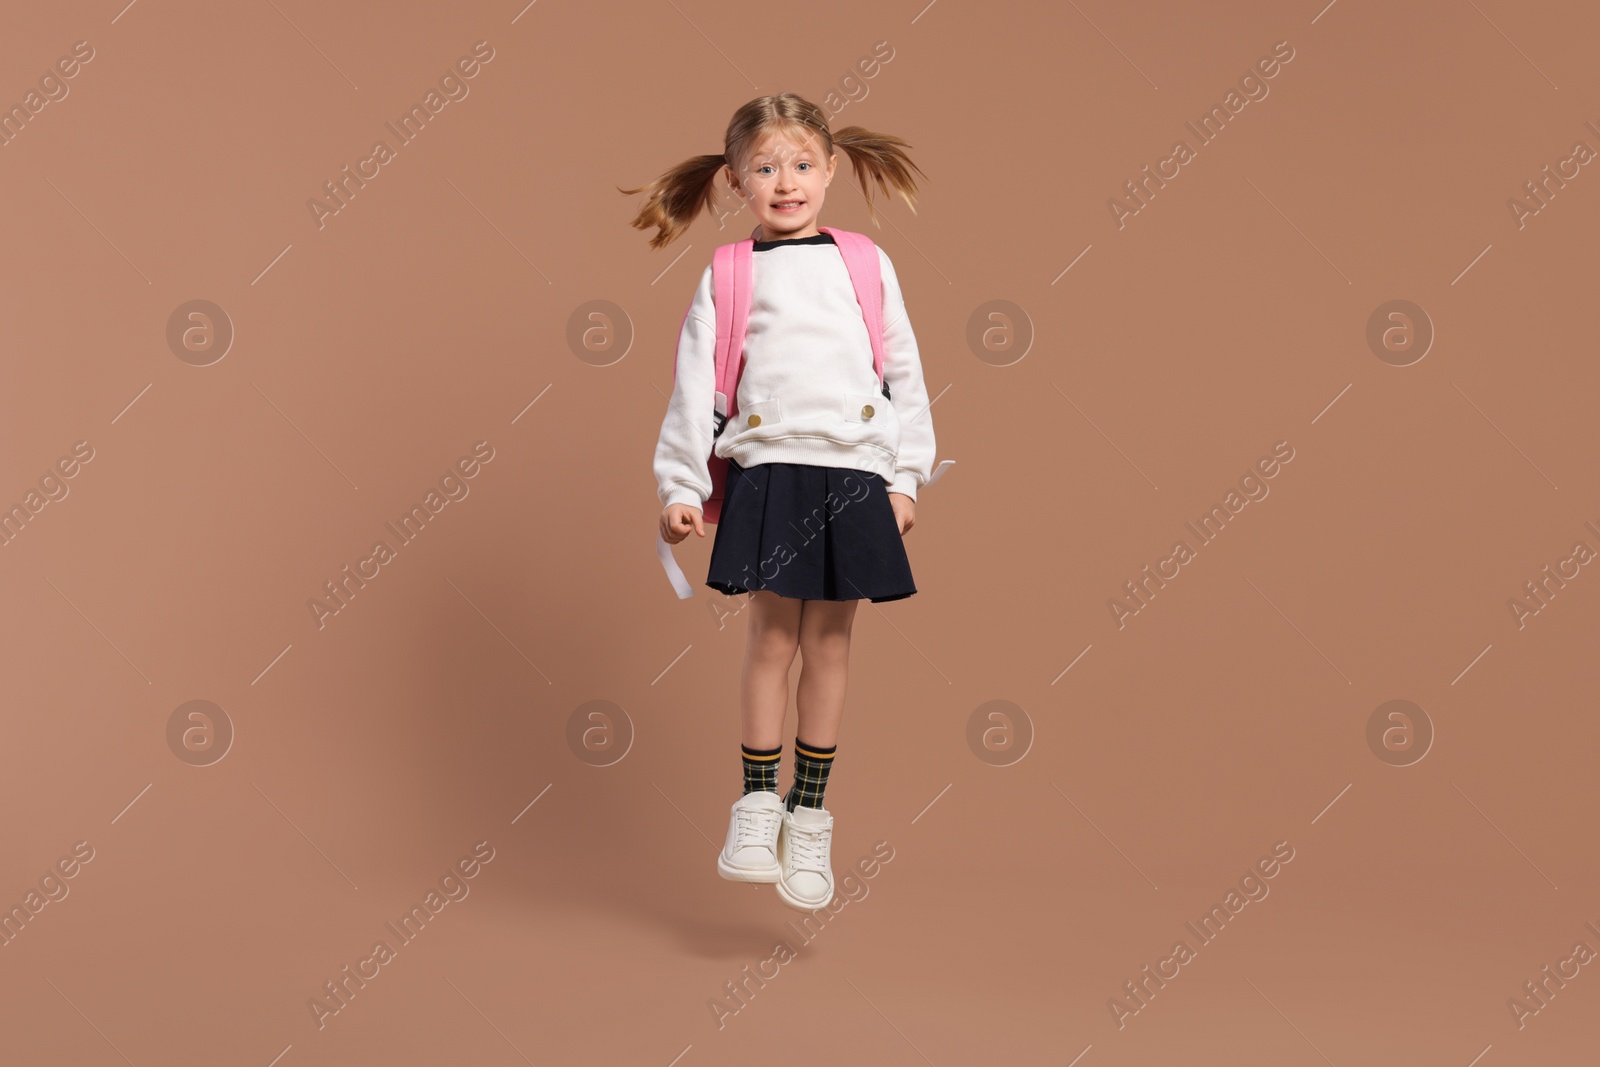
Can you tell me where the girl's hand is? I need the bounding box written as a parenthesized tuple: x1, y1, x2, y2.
(888, 493, 915, 535)
(661, 503, 705, 544)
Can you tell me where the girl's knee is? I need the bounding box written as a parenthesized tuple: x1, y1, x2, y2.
(750, 626, 801, 662)
(799, 600, 857, 660)
(749, 594, 802, 660)
(799, 627, 851, 663)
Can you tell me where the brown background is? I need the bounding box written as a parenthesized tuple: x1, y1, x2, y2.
(2, 0, 1598, 1063)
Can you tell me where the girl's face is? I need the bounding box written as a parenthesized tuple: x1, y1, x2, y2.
(726, 127, 835, 242)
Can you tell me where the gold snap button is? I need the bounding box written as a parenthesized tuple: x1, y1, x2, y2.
(861, 404, 874, 419)
(747, 413, 762, 427)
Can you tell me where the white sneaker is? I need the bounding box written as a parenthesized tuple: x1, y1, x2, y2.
(776, 803, 835, 910)
(717, 790, 784, 882)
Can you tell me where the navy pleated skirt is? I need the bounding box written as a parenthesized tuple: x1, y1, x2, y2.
(706, 458, 917, 603)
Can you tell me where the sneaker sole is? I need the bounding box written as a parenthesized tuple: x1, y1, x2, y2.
(774, 877, 833, 911)
(717, 853, 780, 883)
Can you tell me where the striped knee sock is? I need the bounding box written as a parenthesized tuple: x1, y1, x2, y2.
(741, 743, 782, 795)
(784, 738, 837, 811)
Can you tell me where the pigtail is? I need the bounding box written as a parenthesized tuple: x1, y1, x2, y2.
(618, 152, 727, 251)
(832, 126, 926, 227)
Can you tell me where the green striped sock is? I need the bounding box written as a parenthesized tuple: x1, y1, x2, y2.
(741, 743, 781, 795)
(784, 737, 837, 811)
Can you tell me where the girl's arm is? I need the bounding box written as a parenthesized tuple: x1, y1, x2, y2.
(652, 265, 720, 510)
(878, 248, 937, 501)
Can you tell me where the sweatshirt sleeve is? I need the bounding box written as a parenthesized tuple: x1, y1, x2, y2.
(653, 264, 719, 511)
(878, 248, 937, 501)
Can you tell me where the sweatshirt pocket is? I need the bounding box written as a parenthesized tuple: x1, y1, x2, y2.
(844, 391, 908, 425)
(735, 397, 783, 431)
(843, 392, 892, 424)
(842, 391, 900, 452)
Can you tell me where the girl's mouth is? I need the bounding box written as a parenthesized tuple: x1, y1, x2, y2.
(771, 200, 804, 213)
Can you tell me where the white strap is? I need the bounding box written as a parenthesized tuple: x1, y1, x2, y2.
(656, 529, 695, 599)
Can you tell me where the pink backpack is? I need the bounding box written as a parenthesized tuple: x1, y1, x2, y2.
(670, 226, 888, 524)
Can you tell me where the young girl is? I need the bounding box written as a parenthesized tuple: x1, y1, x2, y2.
(623, 93, 936, 912)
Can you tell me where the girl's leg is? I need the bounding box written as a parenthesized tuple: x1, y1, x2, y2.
(794, 598, 861, 749)
(741, 590, 802, 750)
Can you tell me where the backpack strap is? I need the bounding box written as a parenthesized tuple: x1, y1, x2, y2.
(692, 238, 753, 526)
(711, 239, 755, 434)
(819, 227, 885, 394)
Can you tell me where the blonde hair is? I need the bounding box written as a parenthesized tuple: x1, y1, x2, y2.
(619, 92, 925, 251)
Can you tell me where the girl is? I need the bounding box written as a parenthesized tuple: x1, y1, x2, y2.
(623, 93, 936, 912)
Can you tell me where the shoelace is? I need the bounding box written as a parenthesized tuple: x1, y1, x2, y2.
(733, 807, 782, 849)
(784, 818, 832, 873)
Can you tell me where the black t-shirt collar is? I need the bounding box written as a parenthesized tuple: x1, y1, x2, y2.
(751, 232, 837, 252)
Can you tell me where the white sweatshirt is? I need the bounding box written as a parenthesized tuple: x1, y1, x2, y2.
(653, 232, 937, 510)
